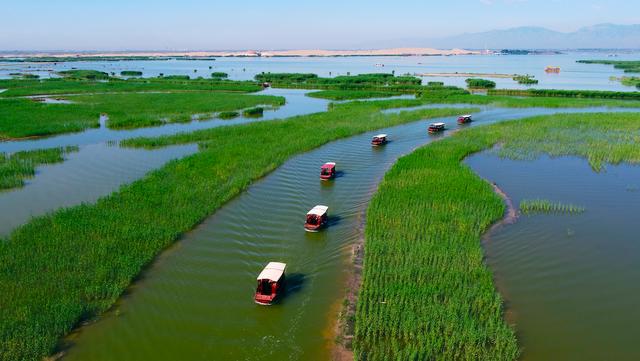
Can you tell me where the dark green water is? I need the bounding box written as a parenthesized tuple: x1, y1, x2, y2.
(467, 153, 640, 361)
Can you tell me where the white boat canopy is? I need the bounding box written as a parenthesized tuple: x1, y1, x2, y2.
(323, 162, 336, 166)
(431, 122, 446, 127)
(373, 134, 387, 139)
(257, 262, 287, 281)
(307, 205, 329, 216)
(461, 114, 472, 118)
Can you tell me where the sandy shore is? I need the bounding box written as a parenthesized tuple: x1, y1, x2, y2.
(2, 48, 479, 59)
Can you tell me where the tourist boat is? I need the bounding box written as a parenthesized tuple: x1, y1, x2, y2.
(304, 205, 329, 231)
(320, 162, 336, 180)
(457, 114, 473, 124)
(254, 262, 287, 305)
(371, 134, 387, 146)
(428, 122, 446, 133)
(545, 66, 561, 73)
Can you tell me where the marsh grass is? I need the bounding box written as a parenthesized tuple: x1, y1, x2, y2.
(0, 100, 472, 361)
(242, 107, 264, 117)
(519, 199, 585, 215)
(307, 90, 400, 100)
(0, 146, 78, 190)
(217, 111, 240, 119)
(0, 91, 284, 138)
(120, 71, 143, 76)
(355, 111, 640, 360)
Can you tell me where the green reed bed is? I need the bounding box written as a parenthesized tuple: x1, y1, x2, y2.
(0, 91, 284, 138)
(0, 77, 263, 98)
(355, 111, 640, 360)
(0, 146, 78, 190)
(421, 91, 640, 108)
(217, 111, 240, 119)
(307, 90, 401, 100)
(577, 60, 640, 73)
(519, 199, 585, 215)
(242, 106, 264, 117)
(466, 78, 497, 89)
(0, 100, 473, 361)
(513, 75, 538, 85)
(120, 70, 143, 77)
(488, 88, 640, 100)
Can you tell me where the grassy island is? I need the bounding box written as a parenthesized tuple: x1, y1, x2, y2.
(355, 111, 640, 360)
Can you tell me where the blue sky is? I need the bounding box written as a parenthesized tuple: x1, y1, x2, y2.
(1, 0, 638, 50)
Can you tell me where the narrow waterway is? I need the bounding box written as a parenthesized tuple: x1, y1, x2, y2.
(61, 106, 639, 360)
(467, 153, 640, 361)
(0, 88, 328, 153)
(0, 89, 328, 236)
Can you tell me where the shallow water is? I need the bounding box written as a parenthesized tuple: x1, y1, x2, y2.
(467, 153, 640, 361)
(61, 107, 639, 360)
(0, 89, 328, 236)
(0, 88, 328, 153)
(2, 51, 640, 91)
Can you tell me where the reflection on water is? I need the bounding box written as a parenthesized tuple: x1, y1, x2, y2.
(467, 153, 640, 361)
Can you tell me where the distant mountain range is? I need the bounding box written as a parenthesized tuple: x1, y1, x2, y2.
(367, 24, 640, 50)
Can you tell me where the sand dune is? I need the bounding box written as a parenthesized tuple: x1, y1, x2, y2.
(2, 48, 479, 59)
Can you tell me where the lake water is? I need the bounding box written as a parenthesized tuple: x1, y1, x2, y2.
(60, 106, 639, 361)
(2, 52, 640, 359)
(467, 153, 640, 361)
(2, 51, 640, 91)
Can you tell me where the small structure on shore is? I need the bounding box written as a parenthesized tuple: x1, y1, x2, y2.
(545, 66, 561, 73)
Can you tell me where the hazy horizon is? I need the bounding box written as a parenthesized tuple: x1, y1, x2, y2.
(2, 0, 639, 51)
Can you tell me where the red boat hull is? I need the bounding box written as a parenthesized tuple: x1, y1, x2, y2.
(254, 294, 276, 305)
(304, 224, 322, 231)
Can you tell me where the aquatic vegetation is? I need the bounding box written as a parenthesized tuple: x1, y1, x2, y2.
(466, 78, 497, 89)
(519, 199, 585, 215)
(356, 111, 640, 360)
(0, 99, 471, 361)
(420, 91, 640, 108)
(211, 72, 228, 78)
(513, 75, 538, 85)
(577, 60, 640, 73)
(617, 77, 640, 89)
(57, 69, 112, 80)
(427, 81, 444, 86)
(120, 70, 143, 76)
(0, 87, 284, 138)
(0, 77, 264, 98)
(10, 73, 40, 79)
(307, 90, 400, 100)
(489, 88, 640, 100)
(217, 111, 240, 119)
(255, 72, 422, 90)
(242, 107, 264, 117)
(0, 147, 79, 190)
